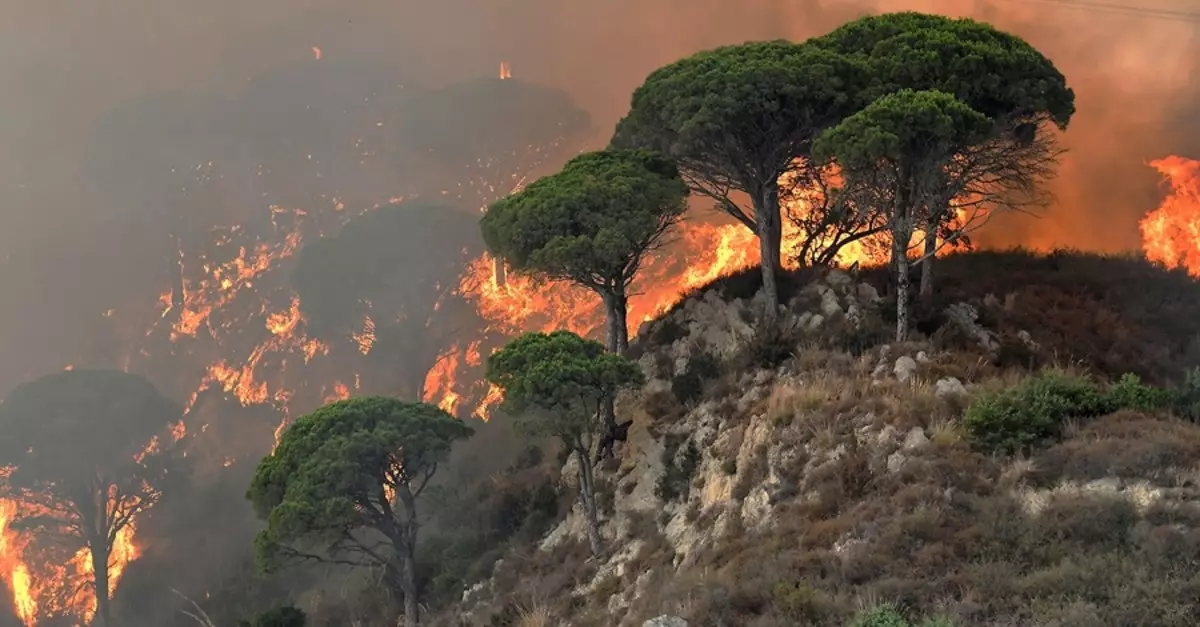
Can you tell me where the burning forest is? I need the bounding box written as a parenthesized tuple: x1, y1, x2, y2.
(1, 2, 1200, 626)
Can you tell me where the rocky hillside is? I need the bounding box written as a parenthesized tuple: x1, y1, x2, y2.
(433, 250, 1200, 627)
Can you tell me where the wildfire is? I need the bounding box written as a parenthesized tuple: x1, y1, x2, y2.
(312, 46, 322, 60)
(423, 346, 463, 415)
(0, 422, 174, 626)
(499, 61, 512, 80)
(1141, 155, 1200, 275)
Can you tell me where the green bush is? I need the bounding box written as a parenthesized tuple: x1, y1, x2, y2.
(1104, 373, 1176, 412)
(965, 370, 1185, 454)
(964, 370, 1108, 454)
(850, 603, 909, 627)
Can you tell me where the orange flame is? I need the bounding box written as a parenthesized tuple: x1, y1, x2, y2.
(499, 61, 512, 79)
(1141, 155, 1200, 275)
(312, 46, 322, 60)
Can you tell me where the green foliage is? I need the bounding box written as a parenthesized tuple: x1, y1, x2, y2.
(1105, 373, 1176, 413)
(237, 604, 306, 627)
(813, 89, 993, 170)
(246, 396, 474, 572)
(671, 350, 720, 406)
(964, 370, 1183, 454)
(964, 371, 1108, 454)
(486, 331, 645, 442)
(612, 40, 870, 283)
(850, 603, 909, 627)
(613, 40, 868, 180)
(810, 11, 1075, 128)
(481, 149, 688, 289)
(655, 435, 700, 502)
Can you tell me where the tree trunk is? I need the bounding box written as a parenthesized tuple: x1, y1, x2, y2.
(492, 256, 507, 288)
(90, 541, 111, 627)
(576, 447, 603, 556)
(401, 557, 418, 627)
(919, 216, 938, 300)
(754, 185, 782, 319)
(895, 231, 911, 343)
(394, 488, 421, 627)
(600, 288, 629, 354)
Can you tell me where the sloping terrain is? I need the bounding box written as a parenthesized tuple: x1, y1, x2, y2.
(429, 250, 1200, 627)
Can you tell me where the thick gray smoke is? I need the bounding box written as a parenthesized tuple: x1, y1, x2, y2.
(2, 0, 1199, 388)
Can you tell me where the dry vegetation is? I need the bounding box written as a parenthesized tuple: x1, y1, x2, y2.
(424, 250, 1200, 627)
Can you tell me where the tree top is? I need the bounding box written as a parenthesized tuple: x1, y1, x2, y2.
(814, 89, 993, 167)
(480, 149, 688, 285)
(810, 11, 1075, 129)
(611, 40, 871, 183)
(0, 369, 182, 477)
(247, 396, 473, 567)
(486, 331, 644, 416)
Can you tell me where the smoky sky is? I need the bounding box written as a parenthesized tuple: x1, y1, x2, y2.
(1, 0, 1199, 393)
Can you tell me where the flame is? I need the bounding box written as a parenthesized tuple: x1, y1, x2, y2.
(1141, 155, 1200, 275)
(422, 346, 463, 414)
(499, 61, 512, 79)
(312, 46, 322, 60)
(0, 502, 35, 624)
(352, 315, 376, 355)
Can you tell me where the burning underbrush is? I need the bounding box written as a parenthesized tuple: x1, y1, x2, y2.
(440, 250, 1200, 627)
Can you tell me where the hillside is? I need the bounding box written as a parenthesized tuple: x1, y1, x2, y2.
(423, 249, 1200, 627)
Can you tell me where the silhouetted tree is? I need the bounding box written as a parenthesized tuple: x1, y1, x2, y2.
(291, 200, 484, 400)
(0, 370, 185, 627)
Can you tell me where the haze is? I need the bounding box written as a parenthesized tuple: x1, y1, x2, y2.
(0, 0, 1197, 390)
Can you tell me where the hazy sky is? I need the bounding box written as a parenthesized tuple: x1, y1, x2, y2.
(1, 0, 1198, 389)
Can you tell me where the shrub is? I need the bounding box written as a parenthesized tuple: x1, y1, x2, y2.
(965, 370, 1186, 454)
(851, 603, 910, 627)
(964, 370, 1109, 454)
(1173, 366, 1200, 420)
(655, 435, 700, 502)
(238, 605, 306, 627)
(671, 351, 720, 406)
(742, 321, 797, 370)
(1104, 373, 1176, 413)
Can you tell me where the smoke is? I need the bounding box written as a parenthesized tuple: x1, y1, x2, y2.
(0, 0, 1198, 623)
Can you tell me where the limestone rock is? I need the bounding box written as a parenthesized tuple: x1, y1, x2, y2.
(902, 427, 929, 451)
(644, 617, 688, 627)
(893, 356, 918, 383)
(935, 377, 967, 398)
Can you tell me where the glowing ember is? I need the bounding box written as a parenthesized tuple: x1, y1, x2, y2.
(1141, 155, 1200, 275)
(499, 61, 512, 79)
